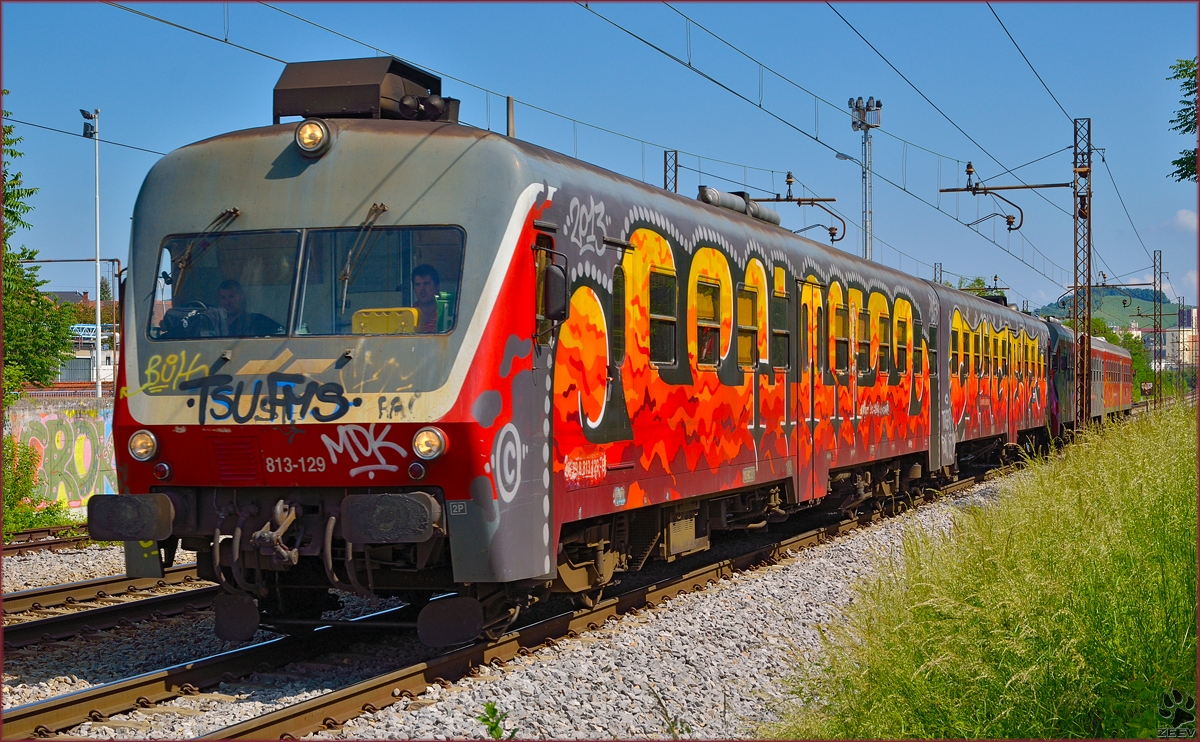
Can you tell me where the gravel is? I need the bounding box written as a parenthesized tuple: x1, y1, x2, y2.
(2, 545, 198, 593)
(7, 482, 1003, 738)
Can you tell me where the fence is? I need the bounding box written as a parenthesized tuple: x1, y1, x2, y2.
(4, 398, 116, 512)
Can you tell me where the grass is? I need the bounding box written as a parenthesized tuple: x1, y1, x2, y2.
(766, 404, 1197, 739)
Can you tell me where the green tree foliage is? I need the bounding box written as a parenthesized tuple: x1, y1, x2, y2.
(1168, 58, 1197, 183)
(100, 275, 112, 302)
(3, 93, 76, 396)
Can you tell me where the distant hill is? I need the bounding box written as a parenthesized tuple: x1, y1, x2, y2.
(1035, 288, 1186, 331)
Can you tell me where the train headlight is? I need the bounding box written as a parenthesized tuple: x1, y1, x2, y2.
(128, 430, 158, 462)
(412, 427, 447, 460)
(295, 118, 332, 158)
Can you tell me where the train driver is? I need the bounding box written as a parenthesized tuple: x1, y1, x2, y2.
(410, 264, 443, 333)
(218, 279, 284, 337)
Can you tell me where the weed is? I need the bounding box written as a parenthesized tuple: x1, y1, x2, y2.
(477, 701, 516, 739)
(649, 685, 693, 739)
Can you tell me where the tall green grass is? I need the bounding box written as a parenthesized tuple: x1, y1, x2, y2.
(768, 405, 1197, 739)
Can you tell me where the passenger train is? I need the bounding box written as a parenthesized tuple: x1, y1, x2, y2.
(89, 57, 1133, 644)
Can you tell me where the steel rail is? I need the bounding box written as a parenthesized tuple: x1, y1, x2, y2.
(3, 525, 91, 556)
(2, 584, 220, 648)
(2, 564, 200, 615)
(202, 482, 994, 740)
(3, 525, 86, 543)
(0, 608, 408, 739)
(2, 535, 92, 556)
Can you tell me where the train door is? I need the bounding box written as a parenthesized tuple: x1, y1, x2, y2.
(798, 279, 819, 500)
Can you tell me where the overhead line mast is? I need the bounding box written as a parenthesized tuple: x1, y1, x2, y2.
(941, 118, 1097, 428)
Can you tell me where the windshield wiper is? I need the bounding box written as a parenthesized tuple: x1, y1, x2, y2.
(172, 208, 241, 295)
(339, 202, 388, 313)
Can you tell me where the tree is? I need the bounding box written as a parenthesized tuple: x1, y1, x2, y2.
(956, 275, 1007, 301)
(1168, 58, 1197, 183)
(3, 93, 76, 396)
(100, 276, 112, 302)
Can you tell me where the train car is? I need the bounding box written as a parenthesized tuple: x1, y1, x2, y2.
(930, 286, 1050, 465)
(87, 56, 1125, 646)
(1045, 319, 1133, 435)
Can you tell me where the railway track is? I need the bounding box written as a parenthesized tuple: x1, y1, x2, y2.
(2, 526, 91, 556)
(2, 565, 212, 649)
(3, 470, 1001, 740)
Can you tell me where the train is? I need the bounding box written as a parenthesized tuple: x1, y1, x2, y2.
(88, 57, 1132, 645)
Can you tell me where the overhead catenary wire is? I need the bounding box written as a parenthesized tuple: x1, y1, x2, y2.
(1099, 154, 1156, 263)
(827, 3, 1074, 222)
(106, 1, 956, 279)
(660, 2, 962, 164)
(0, 116, 166, 156)
(581, 2, 1069, 287)
(104, 2, 286, 64)
(986, 3, 1072, 123)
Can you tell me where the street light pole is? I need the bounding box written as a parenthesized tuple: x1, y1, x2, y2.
(82, 108, 100, 398)
(847, 96, 881, 261)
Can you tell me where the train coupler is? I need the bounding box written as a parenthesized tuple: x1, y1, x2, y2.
(251, 499, 301, 566)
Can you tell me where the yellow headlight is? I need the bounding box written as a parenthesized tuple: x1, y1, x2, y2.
(128, 430, 158, 462)
(412, 427, 447, 460)
(296, 121, 325, 150)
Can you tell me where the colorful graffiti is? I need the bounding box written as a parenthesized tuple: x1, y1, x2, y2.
(5, 400, 116, 511)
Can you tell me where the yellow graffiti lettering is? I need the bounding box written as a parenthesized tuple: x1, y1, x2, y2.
(127, 350, 211, 397)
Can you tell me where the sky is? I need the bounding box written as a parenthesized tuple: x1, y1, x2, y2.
(3, 2, 1197, 314)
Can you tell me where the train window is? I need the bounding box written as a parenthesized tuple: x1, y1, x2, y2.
(736, 287, 757, 369)
(973, 331, 981, 376)
(834, 305, 850, 373)
(1002, 338, 1009, 376)
(856, 310, 871, 374)
(983, 328, 991, 376)
(611, 266, 626, 365)
(770, 293, 790, 369)
(150, 230, 300, 340)
(649, 271, 677, 365)
(800, 303, 810, 368)
(817, 305, 827, 371)
(950, 329, 960, 374)
(696, 281, 721, 367)
(928, 326, 938, 376)
(878, 315, 891, 374)
(295, 226, 465, 336)
(897, 319, 908, 374)
(913, 321, 924, 374)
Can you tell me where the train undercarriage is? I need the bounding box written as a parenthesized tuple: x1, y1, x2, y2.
(164, 427, 1049, 646)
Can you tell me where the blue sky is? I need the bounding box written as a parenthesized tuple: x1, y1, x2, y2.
(3, 2, 1197, 312)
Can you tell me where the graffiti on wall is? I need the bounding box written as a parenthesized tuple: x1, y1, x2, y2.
(6, 401, 116, 511)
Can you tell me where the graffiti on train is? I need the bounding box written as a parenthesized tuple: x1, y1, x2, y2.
(121, 349, 210, 397)
(179, 372, 363, 425)
(6, 402, 116, 510)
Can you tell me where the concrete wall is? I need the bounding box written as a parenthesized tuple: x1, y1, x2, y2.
(5, 399, 116, 512)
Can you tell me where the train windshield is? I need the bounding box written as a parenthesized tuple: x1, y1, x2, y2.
(147, 226, 464, 339)
(149, 230, 300, 339)
(296, 226, 464, 336)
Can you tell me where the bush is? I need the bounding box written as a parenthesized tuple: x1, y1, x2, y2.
(2, 435, 73, 535)
(767, 404, 1198, 739)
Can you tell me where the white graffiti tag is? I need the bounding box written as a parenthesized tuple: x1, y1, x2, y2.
(565, 195, 611, 255)
(320, 424, 408, 479)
